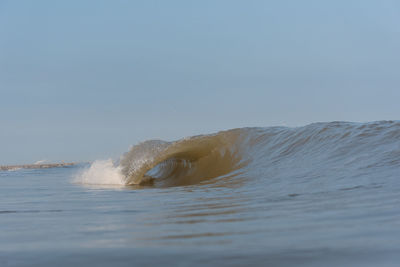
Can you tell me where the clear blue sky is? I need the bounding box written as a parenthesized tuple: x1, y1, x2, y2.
(1, 0, 399, 164)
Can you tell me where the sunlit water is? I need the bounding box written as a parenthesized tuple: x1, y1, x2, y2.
(1, 121, 400, 266)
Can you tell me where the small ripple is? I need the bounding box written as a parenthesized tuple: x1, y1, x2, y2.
(339, 185, 364, 191)
(0, 209, 62, 214)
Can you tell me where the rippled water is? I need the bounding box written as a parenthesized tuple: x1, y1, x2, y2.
(1, 121, 400, 266)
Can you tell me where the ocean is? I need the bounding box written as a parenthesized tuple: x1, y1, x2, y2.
(1, 121, 400, 266)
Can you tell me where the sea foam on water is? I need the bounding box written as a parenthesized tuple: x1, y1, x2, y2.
(75, 159, 125, 185)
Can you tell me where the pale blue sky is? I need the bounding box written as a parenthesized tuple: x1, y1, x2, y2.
(1, 0, 399, 164)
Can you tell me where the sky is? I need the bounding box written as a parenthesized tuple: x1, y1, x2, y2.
(1, 0, 399, 164)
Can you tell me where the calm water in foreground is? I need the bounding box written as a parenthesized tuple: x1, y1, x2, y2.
(1, 121, 400, 266)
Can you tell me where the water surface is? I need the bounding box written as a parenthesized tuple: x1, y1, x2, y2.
(1, 121, 400, 266)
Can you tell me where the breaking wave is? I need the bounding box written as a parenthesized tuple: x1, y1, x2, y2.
(75, 121, 400, 188)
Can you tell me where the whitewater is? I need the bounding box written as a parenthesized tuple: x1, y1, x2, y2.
(1, 121, 400, 266)
(76, 120, 400, 188)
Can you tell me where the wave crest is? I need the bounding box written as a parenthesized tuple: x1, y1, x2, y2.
(75, 121, 400, 188)
(120, 129, 247, 186)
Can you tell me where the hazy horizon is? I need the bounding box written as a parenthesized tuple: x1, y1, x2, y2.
(1, 0, 399, 164)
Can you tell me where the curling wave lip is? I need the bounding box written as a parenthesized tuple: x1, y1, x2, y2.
(75, 120, 400, 189)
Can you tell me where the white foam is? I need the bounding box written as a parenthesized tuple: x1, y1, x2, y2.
(34, 159, 48, 165)
(7, 167, 22, 171)
(74, 159, 125, 185)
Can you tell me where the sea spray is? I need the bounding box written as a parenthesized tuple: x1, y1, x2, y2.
(74, 159, 125, 185)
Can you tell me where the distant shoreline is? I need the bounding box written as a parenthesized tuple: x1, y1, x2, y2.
(0, 162, 77, 171)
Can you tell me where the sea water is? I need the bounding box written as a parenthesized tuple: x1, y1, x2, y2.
(1, 121, 400, 266)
